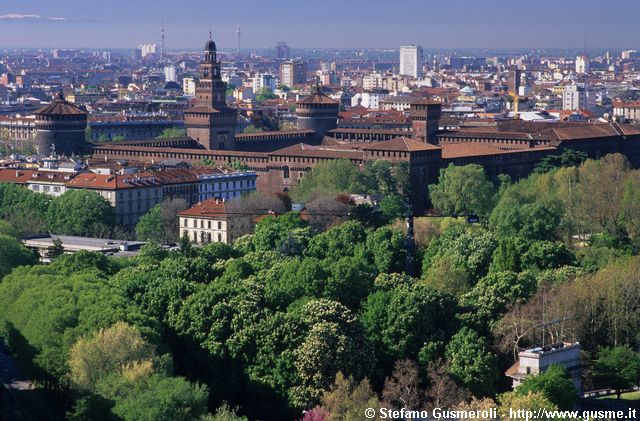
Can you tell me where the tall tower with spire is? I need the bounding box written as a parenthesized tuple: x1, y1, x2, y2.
(236, 25, 241, 54)
(160, 20, 165, 61)
(184, 34, 237, 150)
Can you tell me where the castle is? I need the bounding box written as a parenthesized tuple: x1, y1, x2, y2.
(34, 36, 640, 212)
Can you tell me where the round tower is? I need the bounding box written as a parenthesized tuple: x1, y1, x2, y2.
(34, 92, 87, 156)
(296, 87, 339, 140)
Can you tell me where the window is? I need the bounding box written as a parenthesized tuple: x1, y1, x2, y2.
(43, 185, 50, 192)
(54, 186, 61, 193)
(217, 221, 222, 230)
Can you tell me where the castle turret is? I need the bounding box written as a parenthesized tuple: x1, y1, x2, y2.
(34, 92, 87, 156)
(296, 87, 339, 140)
(184, 35, 237, 150)
(409, 99, 441, 144)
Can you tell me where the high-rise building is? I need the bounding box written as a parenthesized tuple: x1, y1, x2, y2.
(399, 45, 423, 78)
(164, 65, 177, 82)
(182, 77, 196, 96)
(575, 55, 590, 74)
(562, 84, 596, 111)
(280, 60, 307, 87)
(254, 73, 277, 92)
(507, 68, 522, 94)
(275, 42, 290, 60)
(138, 43, 157, 58)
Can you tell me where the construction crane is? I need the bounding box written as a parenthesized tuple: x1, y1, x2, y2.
(508, 91, 520, 119)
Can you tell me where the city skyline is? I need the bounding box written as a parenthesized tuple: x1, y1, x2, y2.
(1, 0, 638, 50)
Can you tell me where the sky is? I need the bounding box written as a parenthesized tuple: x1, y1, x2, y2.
(0, 0, 638, 50)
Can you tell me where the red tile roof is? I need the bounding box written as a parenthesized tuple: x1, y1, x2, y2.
(0, 169, 73, 184)
(178, 198, 227, 218)
(359, 137, 441, 152)
(34, 93, 86, 116)
(441, 142, 556, 159)
(297, 88, 339, 105)
(271, 143, 363, 160)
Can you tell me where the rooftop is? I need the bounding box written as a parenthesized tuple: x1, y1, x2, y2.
(33, 92, 86, 116)
(178, 198, 227, 218)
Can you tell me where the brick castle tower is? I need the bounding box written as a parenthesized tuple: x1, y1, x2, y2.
(184, 35, 237, 150)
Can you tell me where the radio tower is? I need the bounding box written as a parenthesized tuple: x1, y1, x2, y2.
(160, 20, 165, 61)
(236, 25, 241, 54)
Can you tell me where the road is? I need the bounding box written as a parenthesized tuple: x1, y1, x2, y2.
(0, 341, 62, 421)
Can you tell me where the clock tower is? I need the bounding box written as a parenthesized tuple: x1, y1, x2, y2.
(185, 34, 237, 150)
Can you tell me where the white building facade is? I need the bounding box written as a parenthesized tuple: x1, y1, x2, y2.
(399, 45, 424, 78)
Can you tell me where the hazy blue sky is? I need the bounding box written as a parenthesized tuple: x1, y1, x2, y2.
(0, 0, 638, 50)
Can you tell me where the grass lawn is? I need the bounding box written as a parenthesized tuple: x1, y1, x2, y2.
(596, 391, 640, 401)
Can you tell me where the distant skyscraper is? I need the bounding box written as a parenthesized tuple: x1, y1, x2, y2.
(164, 64, 176, 82)
(399, 45, 423, 78)
(276, 42, 290, 60)
(280, 60, 307, 87)
(575, 55, 590, 74)
(507, 68, 521, 94)
(138, 43, 157, 58)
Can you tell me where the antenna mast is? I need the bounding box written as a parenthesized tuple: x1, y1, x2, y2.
(236, 25, 241, 54)
(160, 19, 165, 61)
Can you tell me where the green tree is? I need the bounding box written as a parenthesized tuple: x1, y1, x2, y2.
(256, 87, 277, 102)
(0, 182, 50, 235)
(243, 124, 264, 134)
(69, 321, 156, 391)
(365, 226, 406, 274)
(157, 127, 187, 138)
(520, 241, 575, 271)
(360, 284, 459, 367)
(46, 238, 65, 259)
(379, 194, 406, 223)
(111, 374, 209, 421)
(534, 149, 588, 173)
(516, 365, 577, 410)
(290, 299, 375, 409)
(575, 154, 631, 235)
(445, 327, 497, 396)
(428, 164, 496, 218)
(318, 372, 381, 421)
(422, 224, 497, 283)
(0, 219, 20, 238)
(593, 346, 640, 399)
(203, 404, 249, 421)
(305, 220, 369, 261)
(462, 271, 537, 331)
(136, 198, 189, 243)
(47, 190, 115, 237)
(253, 212, 310, 255)
(0, 265, 156, 386)
(422, 255, 471, 296)
(292, 160, 366, 202)
(0, 234, 37, 279)
(498, 391, 558, 421)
